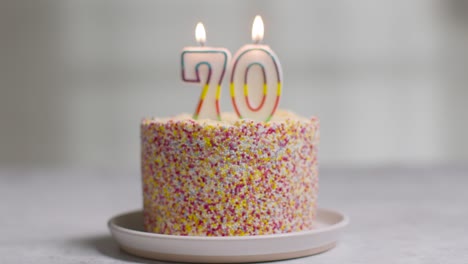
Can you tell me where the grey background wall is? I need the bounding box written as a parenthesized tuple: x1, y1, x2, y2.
(0, 0, 467, 169)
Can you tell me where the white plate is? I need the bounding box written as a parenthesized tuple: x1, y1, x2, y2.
(108, 208, 348, 263)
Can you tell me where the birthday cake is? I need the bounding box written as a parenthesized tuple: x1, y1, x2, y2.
(141, 15, 320, 236)
(141, 110, 319, 236)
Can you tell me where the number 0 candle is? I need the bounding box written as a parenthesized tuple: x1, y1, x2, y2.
(181, 23, 231, 120)
(230, 15, 283, 122)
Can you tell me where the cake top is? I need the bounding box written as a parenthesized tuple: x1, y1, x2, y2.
(142, 109, 316, 127)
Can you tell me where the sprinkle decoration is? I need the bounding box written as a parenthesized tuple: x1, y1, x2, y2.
(141, 112, 319, 236)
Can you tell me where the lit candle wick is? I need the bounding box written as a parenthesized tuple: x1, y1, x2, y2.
(195, 22, 206, 47)
(252, 15, 264, 44)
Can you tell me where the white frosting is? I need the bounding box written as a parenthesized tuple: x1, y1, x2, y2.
(145, 109, 313, 125)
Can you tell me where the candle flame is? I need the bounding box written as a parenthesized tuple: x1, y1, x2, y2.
(195, 22, 206, 46)
(251, 15, 264, 43)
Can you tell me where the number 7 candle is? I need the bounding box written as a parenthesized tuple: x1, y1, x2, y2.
(230, 15, 283, 122)
(181, 23, 231, 121)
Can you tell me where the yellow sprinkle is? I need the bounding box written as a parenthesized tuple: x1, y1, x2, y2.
(204, 137, 212, 147)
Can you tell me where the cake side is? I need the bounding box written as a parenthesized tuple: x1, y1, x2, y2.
(141, 110, 319, 236)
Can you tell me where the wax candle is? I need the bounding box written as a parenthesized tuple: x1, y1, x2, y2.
(181, 23, 231, 120)
(230, 16, 283, 122)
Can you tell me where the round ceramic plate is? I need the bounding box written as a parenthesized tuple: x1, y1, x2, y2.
(108, 208, 348, 263)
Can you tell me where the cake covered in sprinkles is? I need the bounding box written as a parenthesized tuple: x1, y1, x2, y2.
(141, 110, 319, 236)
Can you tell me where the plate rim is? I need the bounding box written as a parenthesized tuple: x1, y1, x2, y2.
(108, 207, 349, 241)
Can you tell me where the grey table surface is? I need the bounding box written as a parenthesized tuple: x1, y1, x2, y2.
(0, 166, 467, 263)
